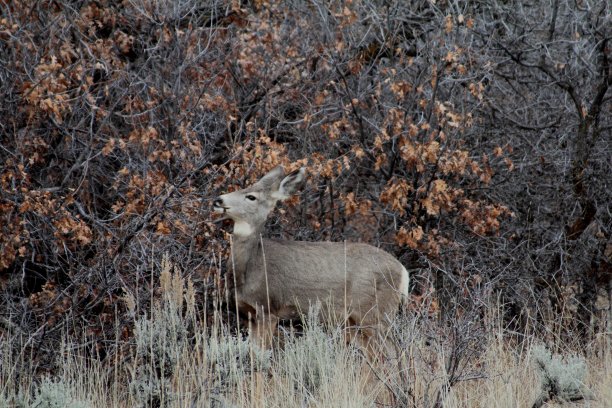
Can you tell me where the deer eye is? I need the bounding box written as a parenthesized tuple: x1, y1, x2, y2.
(245, 194, 257, 201)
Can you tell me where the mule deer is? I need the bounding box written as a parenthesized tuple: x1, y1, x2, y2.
(213, 166, 408, 350)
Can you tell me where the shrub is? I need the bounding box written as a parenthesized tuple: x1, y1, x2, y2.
(31, 377, 91, 408)
(531, 344, 590, 407)
(127, 256, 270, 407)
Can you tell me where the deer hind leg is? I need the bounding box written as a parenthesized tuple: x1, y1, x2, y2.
(248, 307, 280, 350)
(345, 316, 399, 405)
(343, 316, 379, 361)
(370, 322, 402, 406)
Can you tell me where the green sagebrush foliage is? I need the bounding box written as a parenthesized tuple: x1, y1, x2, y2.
(128, 261, 270, 408)
(531, 344, 591, 406)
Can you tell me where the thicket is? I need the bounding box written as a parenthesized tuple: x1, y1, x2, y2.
(0, 0, 610, 396)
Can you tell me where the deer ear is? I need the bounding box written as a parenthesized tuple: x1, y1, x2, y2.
(259, 166, 285, 184)
(255, 166, 285, 190)
(273, 167, 306, 200)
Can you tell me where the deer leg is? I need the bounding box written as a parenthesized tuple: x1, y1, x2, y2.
(344, 316, 379, 361)
(344, 317, 399, 404)
(247, 309, 279, 401)
(249, 308, 279, 349)
(357, 327, 381, 363)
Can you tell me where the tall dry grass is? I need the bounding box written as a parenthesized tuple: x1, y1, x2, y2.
(1, 258, 610, 407)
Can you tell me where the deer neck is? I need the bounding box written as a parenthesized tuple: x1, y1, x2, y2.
(229, 221, 264, 289)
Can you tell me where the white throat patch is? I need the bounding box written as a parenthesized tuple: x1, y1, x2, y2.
(233, 220, 255, 237)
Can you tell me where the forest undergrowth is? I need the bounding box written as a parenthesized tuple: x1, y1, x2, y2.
(2, 258, 610, 408)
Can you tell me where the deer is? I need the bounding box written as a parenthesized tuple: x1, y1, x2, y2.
(213, 166, 408, 354)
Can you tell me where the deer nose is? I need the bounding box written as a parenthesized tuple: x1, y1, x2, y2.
(213, 198, 224, 208)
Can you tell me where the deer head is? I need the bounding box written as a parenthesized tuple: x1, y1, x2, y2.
(213, 166, 305, 237)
